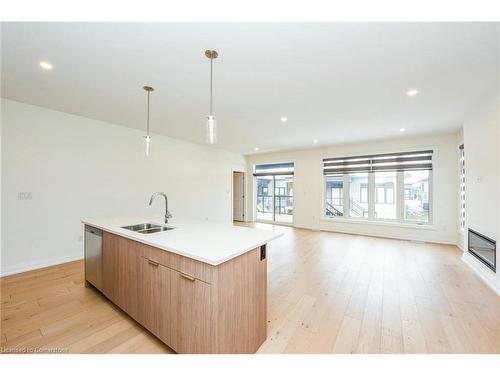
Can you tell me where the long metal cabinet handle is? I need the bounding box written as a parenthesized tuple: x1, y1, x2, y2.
(148, 259, 159, 267)
(180, 273, 195, 281)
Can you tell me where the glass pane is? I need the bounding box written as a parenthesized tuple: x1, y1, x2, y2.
(349, 173, 368, 218)
(325, 175, 344, 217)
(255, 162, 294, 174)
(256, 176, 274, 221)
(375, 172, 397, 220)
(360, 185, 368, 203)
(404, 170, 430, 223)
(386, 187, 394, 204)
(274, 175, 293, 223)
(376, 187, 385, 203)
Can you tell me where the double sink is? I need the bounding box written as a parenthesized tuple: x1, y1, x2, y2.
(121, 223, 175, 234)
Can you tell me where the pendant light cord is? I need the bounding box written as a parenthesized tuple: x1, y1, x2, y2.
(146, 90, 150, 136)
(210, 58, 213, 115)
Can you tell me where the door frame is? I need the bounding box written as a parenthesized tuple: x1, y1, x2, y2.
(231, 169, 246, 222)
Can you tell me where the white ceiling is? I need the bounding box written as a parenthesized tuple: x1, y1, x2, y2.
(1, 22, 498, 154)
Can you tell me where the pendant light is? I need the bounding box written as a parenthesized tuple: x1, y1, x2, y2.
(205, 50, 218, 144)
(143, 85, 154, 156)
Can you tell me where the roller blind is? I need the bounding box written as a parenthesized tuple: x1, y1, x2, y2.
(323, 150, 433, 175)
(253, 162, 294, 176)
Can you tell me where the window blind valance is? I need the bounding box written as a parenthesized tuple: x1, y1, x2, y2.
(253, 162, 294, 176)
(323, 150, 433, 175)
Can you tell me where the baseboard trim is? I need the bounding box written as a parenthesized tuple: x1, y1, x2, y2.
(0, 253, 83, 277)
(461, 252, 500, 296)
(316, 225, 456, 246)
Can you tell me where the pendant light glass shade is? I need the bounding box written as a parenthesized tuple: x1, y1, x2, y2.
(144, 135, 152, 156)
(206, 115, 216, 144)
(205, 50, 218, 144)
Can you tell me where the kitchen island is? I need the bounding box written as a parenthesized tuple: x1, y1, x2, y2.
(81, 216, 282, 354)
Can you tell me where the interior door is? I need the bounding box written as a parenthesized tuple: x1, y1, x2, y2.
(233, 171, 245, 222)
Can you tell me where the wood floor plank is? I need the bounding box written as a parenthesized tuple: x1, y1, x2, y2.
(257, 294, 316, 354)
(305, 291, 351, 353)
(356, 291, 383, 353)
(380, 277, 403, 353)
(398, 272, 427, 353)
(332, 316, 362, 354)
(414, 296, 453, 353)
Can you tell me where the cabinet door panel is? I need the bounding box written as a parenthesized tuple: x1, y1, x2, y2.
(141, 259, 213, 353)
(115, 237, 140, 320)
(102, 232, 140, 321)
(102, 232, 118, 300)
(170, 271, 213, 353)
(140, 258, 174, 347)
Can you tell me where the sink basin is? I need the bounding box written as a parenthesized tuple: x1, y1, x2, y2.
(139, 226, 175, 234)
(121, 223, 174, 234)
(122, 223, 160, 231)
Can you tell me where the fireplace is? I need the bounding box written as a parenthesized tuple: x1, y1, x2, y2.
(468, 229, 496, 272)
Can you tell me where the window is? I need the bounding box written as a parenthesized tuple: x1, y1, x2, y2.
(323, 150, 433, 225)
(459, 144, 466, 229)
(404, 170, 429, 223)
(375, 172, 397, 220)
(404, 187, 411, 200)
(325, 175, 344, 216)
(360, 184, 368, 203)
(349, 173, 368, 218)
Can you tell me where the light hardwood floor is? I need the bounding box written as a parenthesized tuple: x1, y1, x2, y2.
(1, 223, 499, 354)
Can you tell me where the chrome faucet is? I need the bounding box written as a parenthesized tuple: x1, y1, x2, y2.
(149, 192, 172, 223)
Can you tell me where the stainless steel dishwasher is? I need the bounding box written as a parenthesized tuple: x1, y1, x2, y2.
(84, 225, 103, 292)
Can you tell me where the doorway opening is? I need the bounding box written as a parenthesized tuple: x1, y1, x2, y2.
(232, 171, 246, 222)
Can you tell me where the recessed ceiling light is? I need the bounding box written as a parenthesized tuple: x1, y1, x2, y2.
(280, 116, 288, 123)
(254, 147, 260, 151)
(313, 139, 319, 144)
(39, 61, 53, 70)
(400, 128, 406, 132)
(406, 89, 418, 97)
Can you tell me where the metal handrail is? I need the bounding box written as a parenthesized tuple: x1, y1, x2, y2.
(325, 201, 343, 216)
(349, 198, 368, 217)
(256, 194, 293, 214)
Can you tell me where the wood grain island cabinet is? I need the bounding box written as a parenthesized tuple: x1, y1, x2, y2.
(101, 231, 267, 354)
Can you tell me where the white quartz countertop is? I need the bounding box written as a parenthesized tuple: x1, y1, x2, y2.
(81, 216, 283, 266)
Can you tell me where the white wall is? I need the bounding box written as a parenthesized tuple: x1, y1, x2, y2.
(246, 132, 459, 244)
(1, 99, 245, 276)
(461, 91, 500, 294)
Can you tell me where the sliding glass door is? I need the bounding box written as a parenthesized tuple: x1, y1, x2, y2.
(254, 162, 294, 224)
(255, 173, 294, 224)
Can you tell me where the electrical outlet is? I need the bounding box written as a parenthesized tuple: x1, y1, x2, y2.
(18, 192, 32, 200)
